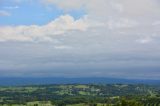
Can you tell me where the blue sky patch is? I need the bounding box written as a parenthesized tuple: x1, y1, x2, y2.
(0, 0, 86, 25)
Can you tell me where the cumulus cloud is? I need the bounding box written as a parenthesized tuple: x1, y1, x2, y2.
(0, 15, 100, 42)
(41, 0, 160, 41)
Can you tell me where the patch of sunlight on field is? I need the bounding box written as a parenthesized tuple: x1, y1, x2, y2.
(3, 104, 26, 106)
(67, 103, 87, 106)
(67, 103, 109, 106)
(27, 101, 52, 106)
(78, 91, 89, 95)
(74, 85, 89, 89)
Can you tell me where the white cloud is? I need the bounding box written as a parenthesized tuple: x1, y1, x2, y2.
(54, 45, 72, 49)
(3, 6, 19, 9)
(152, 21, 160, 26)
(0, 10, 11, 16)
(41, 0, 160, 32)
(107, 18, 138, 30)
(0, 15, 100, 42)
(118, 0, 159, 16)
(42, 0, 160, 18)
(1, 0, 160, 43)
(136, 37, 153, 44)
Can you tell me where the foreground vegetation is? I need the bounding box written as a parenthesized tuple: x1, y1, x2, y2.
(0, 84, 160, 106)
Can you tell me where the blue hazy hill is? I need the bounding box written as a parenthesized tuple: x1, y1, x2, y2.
(0, 77, 160, 86)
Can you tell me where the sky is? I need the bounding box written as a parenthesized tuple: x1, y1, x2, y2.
(0, 0, 160, 79)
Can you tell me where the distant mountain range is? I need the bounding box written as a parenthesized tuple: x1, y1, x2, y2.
(0, 77, 160, 86)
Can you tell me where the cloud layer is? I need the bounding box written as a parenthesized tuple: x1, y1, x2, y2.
(0, 15, 99, 42)
(0, 0, 160, 79)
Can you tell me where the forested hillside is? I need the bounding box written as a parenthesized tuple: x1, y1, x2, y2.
(0, 84, 160, 106)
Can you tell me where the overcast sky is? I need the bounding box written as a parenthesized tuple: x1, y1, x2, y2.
(0, 0, 160, 79)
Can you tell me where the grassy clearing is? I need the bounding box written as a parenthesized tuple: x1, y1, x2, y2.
(74, 85, 89, 89)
